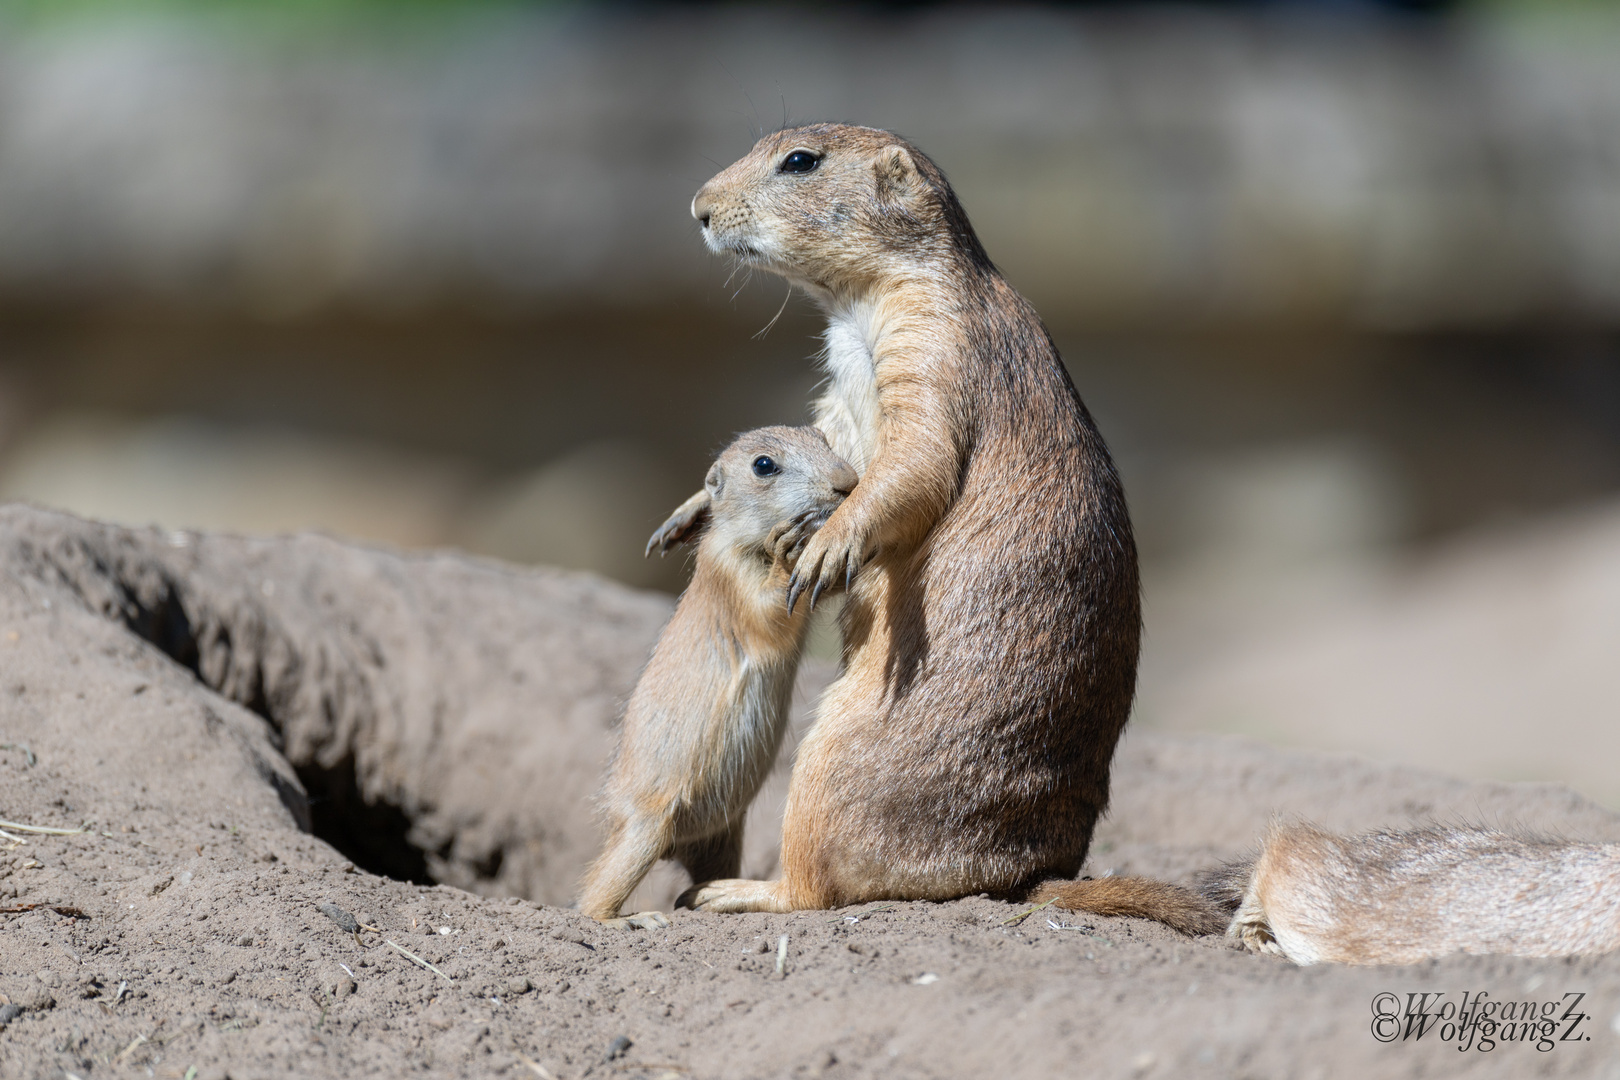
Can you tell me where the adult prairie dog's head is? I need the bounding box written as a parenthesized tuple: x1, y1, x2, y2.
(699, 426, 856, 560)
(691, 124, 987, 296)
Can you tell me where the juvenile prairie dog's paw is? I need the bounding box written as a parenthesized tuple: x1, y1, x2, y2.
(767, 510, 827, 570)
(646, 490, 712, 557)
(597, 911, 671, 931)
(787, 513, 867, 612)
(676, 879, 790, 914)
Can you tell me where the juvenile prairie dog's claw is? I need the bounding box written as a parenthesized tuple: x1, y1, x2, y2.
(646, 490, 712, 557)
(599, 910, 671, 931)
(767, 522, 802, 567)
(769, 509, 828, 569)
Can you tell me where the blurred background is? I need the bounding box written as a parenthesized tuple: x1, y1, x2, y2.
(1, 0, 1618, 805)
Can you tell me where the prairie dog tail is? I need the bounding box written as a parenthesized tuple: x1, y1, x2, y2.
(1227, 821, 1620, 965)
(1031, 876, 1229, 936)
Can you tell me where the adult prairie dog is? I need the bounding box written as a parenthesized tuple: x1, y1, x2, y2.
(578, 426, 856, 929)
(1221, 821, 1620, 964)
(664, 123, 1218, 934)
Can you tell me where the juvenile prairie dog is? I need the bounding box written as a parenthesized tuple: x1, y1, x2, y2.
(578, 426, 856, 929)
(656, 123, 1218, 933)
(1218, 822, 1620, 965)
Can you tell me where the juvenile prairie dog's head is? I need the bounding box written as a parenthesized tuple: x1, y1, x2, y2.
(691, 124, 987, 295)
(700, 426, 856, 558)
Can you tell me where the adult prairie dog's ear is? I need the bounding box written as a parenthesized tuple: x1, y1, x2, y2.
(704, 462, 725, 500)
(873, 146, 919, 203)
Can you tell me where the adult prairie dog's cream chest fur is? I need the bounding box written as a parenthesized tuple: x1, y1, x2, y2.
(667, 124, 1222, 932)
(815, 303, 884, 475)
(577, 426, 855, 928)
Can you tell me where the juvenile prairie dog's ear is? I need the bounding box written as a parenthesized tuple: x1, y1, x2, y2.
(704, 462, 725, 500)
(873, 146, 920, 203)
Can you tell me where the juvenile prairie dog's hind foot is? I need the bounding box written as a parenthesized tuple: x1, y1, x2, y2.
(676, 878, 794, 914)
(596, 910, 672, 931)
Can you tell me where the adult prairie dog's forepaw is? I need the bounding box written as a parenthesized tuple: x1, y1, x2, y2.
(597, 910, 671, 931)
(786, 516, 864, 613)
(676, 878, 792, 914)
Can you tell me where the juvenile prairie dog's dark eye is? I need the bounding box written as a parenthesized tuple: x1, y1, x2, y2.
(752, 455, 780, 477)
(780, 150, 820, 174)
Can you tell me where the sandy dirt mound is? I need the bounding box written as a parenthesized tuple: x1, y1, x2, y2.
(2, 504, 1618, 1079)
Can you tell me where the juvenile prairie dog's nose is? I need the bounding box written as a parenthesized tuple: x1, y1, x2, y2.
(830, 463, 858, 497)
(692, 185, 715, 229)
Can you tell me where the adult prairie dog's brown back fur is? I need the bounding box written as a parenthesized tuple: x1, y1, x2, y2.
(671, 123, 1218, 934)
(1224, 822, 1620, 965)
(577, 426, 856, 927)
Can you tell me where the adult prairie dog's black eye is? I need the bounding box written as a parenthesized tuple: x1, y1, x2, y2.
(780, 150, 820, 174)
(752, 455, 780, 477)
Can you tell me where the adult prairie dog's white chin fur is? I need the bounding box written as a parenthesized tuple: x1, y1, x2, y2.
(1227, 821, 1620, 965)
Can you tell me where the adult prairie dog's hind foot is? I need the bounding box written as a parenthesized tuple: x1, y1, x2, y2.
(676, 878, 794, 914)
(596, 910, 672, 931)
(1228, 900, 1284, 958)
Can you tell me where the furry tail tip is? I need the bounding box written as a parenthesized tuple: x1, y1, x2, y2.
(1030, 874, 1231, 937)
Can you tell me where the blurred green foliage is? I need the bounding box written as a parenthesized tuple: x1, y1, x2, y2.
(0, 0, 1613, 41)
(0, 0, 552, 32)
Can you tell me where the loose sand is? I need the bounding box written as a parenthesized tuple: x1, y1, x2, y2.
(2, 505, 1617, 1079)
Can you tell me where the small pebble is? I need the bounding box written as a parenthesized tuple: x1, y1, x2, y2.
(506, 976, 531, 995)
(605, 1035, 632, 1061)
(317, 903, 359, 934)
(0, 1003, 21, 1026)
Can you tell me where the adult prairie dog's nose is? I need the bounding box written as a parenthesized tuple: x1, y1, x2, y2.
(692, 185, 715, 229)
